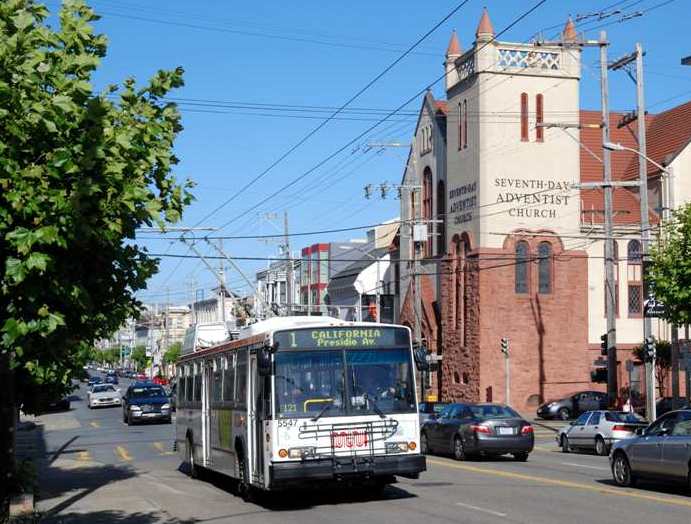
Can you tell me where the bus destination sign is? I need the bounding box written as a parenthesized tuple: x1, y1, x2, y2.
(274, 327, 409, 350)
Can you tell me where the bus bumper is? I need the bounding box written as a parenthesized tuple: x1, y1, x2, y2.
(269, 454, 426, 488)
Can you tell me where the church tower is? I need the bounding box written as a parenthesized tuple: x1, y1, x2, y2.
(439, 11, 590, 412)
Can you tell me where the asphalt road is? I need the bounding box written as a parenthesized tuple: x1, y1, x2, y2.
(29, 380, 691, 524)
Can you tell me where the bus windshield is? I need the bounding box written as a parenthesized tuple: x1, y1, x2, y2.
(275, 348, 415, 419)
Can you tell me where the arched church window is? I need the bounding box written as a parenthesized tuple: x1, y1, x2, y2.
(538, 241, 552, 294)
(515, 241, 529, 293)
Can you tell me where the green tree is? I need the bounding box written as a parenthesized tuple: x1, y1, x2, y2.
(0, 0, 192, 506)
(633, 339, 672, 397)
(647, 203, 691, 326)
(130, 346, 148, 372)
(163, 341, 182, 367)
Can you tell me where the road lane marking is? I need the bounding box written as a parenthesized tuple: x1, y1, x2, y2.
(115, 446, 133, 462)
(89, 421, 100, 429)
(427, 458, 691, 509)
(77, 451, 91, 462)
(560, 462, 609, 471)
(455, 502, 507, 517)
(152, 442, 176, 456)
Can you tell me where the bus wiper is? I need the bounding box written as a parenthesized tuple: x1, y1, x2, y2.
(364, 393, 386, 419)
(311, 399, 334, 422)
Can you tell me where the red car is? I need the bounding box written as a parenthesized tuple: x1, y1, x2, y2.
(135, 373, 148, 381)
(152, 376, 169, 386)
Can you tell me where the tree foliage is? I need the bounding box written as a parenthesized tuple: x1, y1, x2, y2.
(632, 339, 672, 396)
(130, 345, 148, 372)
(163, 341, 181, 366)
(0, 0, 193, 414)
(647, 203, 691, 325)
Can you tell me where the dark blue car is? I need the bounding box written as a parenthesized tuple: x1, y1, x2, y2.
(104, 375, 119, 385)
(122, 382, 171, 425)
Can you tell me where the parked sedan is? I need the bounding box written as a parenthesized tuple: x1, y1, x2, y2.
(419, 401, 449, 427)
(537, 391, 607, 420)
(421, 403, 534, 461)
(557, 410, 647, 455)
(610, 409, 691, 489)
(87, 384, 122, 408)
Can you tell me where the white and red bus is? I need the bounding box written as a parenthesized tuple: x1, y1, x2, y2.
(175, 316, 426, 496)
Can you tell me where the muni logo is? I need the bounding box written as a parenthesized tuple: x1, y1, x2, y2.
(331, 430, 368, 448)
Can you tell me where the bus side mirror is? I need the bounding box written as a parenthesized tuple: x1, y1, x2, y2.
(414, 347, 429, 371)
(258, 346, 272, 377)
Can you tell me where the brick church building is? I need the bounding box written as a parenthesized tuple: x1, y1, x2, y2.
(395, 9, 691, 412)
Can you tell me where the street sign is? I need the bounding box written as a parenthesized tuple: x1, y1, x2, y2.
(643, 295, 665, 318)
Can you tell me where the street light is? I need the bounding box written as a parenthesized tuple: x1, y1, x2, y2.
(606, 140, 674, 422)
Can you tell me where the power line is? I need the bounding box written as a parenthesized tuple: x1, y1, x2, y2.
(189, 0, 473, 229)
(215, 1, 550, 233)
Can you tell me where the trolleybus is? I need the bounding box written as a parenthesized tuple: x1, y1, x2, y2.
(175, 316, 427, 495)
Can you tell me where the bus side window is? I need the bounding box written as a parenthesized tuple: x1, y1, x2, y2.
(185, 366, 193, 403)
(213, 357, 223, 403)
(193, 363, 202, 403)
(178, 366, 186, 405)
(223, 353, 235, 404)
(236, 350, 248, 408)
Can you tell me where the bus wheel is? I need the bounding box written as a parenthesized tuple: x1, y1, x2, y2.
(186, 438, 198, 479)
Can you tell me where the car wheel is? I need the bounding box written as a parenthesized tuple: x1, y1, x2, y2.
(595, 436, 609, 456)
(420, 432, 430, 455)
(612, 452, 636, 487)
(513, 452, 529, 462)
(558, 408, 570, 421)
(186, 438, 198, 479)
(560, 435, 570, 453)
(452, 436, 466, 461)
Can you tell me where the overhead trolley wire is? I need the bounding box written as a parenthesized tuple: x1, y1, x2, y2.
(189, 0, 474, 229)
(214, 1, 550, 233)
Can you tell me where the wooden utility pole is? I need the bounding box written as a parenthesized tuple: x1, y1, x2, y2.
(600, 31, 618, 407)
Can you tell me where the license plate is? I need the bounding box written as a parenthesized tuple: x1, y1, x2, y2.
(498, 427, 514, 435)
(144, 413, 158, 417)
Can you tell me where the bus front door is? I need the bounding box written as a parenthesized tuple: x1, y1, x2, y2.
(248, 354, 264, 486)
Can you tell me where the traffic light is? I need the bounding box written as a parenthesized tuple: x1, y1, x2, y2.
(600, 333, 608, 356)
(500, 337, 509, 356)
(591, 367, 608, 383)
(643, 336, 655, 362)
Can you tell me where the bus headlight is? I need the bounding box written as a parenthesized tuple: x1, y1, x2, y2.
(385, 441, 409, 453)
(288, 447, 316, 459)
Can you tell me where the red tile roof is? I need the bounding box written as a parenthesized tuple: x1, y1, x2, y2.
(578, 101, 691, 226)
(624, 100, 691, 180)
(446, 31, 461, 57)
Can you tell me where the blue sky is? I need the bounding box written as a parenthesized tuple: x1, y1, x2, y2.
(45, 0, 691, 305)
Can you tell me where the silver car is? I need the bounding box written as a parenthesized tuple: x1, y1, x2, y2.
(557, 410, 647, 456)
(610, 409, 691, 489)
(87, 383, 122, 408)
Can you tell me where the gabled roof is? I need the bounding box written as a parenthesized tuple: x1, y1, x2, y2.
(578, 101, 691, 226)
(624, 100, 691, 179)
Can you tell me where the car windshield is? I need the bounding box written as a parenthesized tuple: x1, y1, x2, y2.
(275, 348, 415, 419)
(93, 385, 116, 393)
(129, 387, 165, 398)
(470, 405, 520, 420)
(605, 412, 645, 423)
